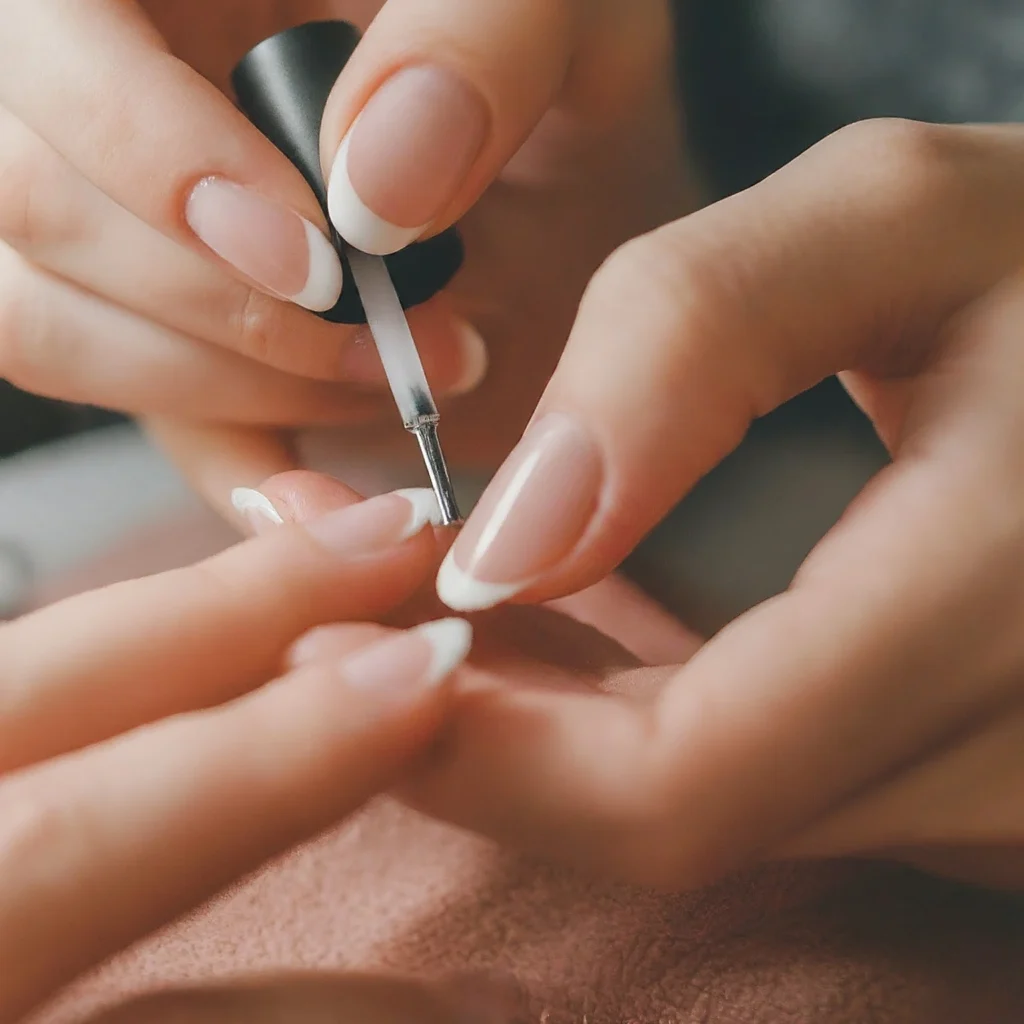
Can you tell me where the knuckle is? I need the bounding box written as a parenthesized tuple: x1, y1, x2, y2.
(222, 284, 352, 380)
(586, 227, 755, 406)
(589, 231, 736, 340)
(225, 284, 282, 366)
(0, 115, 73, 250)
(822, 117, 961, 208)
(0, 780, 77, 878)
(0, 251, 43, 389)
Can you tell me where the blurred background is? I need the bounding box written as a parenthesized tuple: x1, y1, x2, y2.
(0, 0, 1019, 623)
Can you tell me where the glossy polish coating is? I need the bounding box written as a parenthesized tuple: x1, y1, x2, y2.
(437, 415, 603, 611)
(231, 20, 465, 325)
(328, 65, 488, 256)
(232, 20, 464, 524)
(186, 177, 343, 312)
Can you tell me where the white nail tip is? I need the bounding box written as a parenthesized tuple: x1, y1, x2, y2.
(291, 220, 345, 312)
(327, 130, 427, 256)
(416, 618, 474, 686)
(435, 549, 528, 612)
(392, 487, 443, 539)
(448, 322, 489, 396)
(231, 487, 284, 526)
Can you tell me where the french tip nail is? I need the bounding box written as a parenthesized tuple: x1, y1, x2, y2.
(231, 487, 284, 528)
(327, 132, 426, 256)
(292, 220, 345, 312)
(392, 487, 444, 539)
(446, 321, 489, 396)
(435, 549, 526, 612)
(416, 617, 474, 685)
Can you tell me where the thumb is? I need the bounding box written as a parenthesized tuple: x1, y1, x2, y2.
(319, 0, 647, 255)
(436, 119, 1024, 610)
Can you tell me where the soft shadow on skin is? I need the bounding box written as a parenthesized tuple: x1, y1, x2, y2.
(26, 512, 1024, 1024)
(36, 801, 1024, 1024)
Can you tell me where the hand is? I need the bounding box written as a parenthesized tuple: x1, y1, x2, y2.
(422, 119, 1024, 888)
(0, 1, 693, 524)
(0, 485, 474, 1023)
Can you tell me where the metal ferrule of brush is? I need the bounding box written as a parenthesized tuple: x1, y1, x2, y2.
(408, 416, 462, 526)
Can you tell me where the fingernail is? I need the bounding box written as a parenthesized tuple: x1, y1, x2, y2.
(186, 177, 343, 312)
(306, 488, 441, 556)
(437, 414, 602, 611)
(337, 316, 488, 392)
(340, 618, 473, 694)
(231, 487, 284, 534)
(328, 66, 489, 255)
(447, 319, 489, 395)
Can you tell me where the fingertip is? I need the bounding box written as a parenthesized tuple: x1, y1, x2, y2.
(447, 318, 489, 396)
(252, 471, 364, 527)
(327, 128, 426, 255)
(435, 547, 526, 612)
(417, 617, 474, 686)
(291, 219, 345, 311)
(231, 487, 285, 535)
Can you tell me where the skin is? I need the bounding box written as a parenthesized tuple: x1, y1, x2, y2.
(22, 493, 1024, 1024)
(0, 477, 695, 1023)
(2, 0, 1024, 979)
(251, 472, 1024, 892)
(0, 488, 469, 1023)
(0, 0, 692, 524)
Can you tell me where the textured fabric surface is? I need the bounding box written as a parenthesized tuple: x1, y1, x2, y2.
(33, 801, 1024, 1024)
(23, 514, 1024, 1024)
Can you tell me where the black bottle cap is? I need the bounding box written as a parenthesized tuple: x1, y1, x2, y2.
(231, 20, 464, 325)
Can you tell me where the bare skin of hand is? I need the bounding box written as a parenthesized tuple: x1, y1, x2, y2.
(0, 485, 490, 1024)
(249, 467, 1024, 894)
(0, 0, 694, 521)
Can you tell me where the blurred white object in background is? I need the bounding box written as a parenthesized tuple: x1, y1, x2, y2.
(0, 423, 195, 589)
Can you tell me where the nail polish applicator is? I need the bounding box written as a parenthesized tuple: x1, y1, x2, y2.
(232, 21, 465, 525)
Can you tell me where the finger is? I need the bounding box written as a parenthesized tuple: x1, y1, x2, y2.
(414, 276, 1024, 886)
(0, 619, 473, 1022)
(248, 470, 476, 629)
(0, 105, 349, 381)
(783, 702, 1024, 858)
(0, 4, 352, 314)
(145, 420, 301, 530)
(436, 120, 1024, 611)
(82, 972, 525, 1024)
(320, 0, 591, 254)
(0, 488, 445, 772)
(0, 246, 391, 423)
(0, 106, 486, 388)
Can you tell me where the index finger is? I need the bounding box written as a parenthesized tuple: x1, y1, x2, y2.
(410, 277, 1024, 886)
(0, 2, 344, 312)
(0, 486, 443, 773)
(0, 617, 472, 1023)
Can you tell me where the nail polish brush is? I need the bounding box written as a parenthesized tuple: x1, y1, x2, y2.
(232, 21, 465, 524)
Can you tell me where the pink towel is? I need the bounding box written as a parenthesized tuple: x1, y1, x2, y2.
(29, 514, 1024, 1024)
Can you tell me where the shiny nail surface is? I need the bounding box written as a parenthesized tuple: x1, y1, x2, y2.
(306, 488, 441, 556)
(186, 177, 343, 312)
(340, 619, 473, 695)
(448, 318, 489, 395)
(328, 66, 488, 255)
(437, 414, 602, 611)
(231, 487, 285, 534)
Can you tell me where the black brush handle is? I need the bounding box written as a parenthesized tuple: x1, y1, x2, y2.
(232, 21, 464, 325)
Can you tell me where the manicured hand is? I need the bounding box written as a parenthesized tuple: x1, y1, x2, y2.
(0, 484, 472, 1022)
